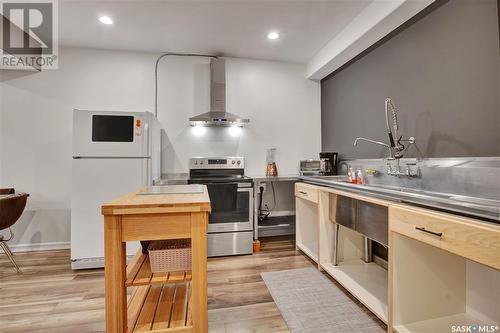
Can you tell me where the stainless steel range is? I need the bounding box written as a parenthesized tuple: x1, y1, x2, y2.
(188, 157, 253, 257)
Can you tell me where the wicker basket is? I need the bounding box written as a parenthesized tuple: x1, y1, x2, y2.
(148, 239, 192, 273)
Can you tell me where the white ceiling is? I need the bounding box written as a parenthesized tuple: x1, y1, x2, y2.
(59, 0, 372, 64)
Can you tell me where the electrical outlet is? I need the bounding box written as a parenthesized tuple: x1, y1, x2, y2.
(259, 182, 267, 193)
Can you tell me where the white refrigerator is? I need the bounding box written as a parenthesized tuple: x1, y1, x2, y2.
(71, 109, 161, 269)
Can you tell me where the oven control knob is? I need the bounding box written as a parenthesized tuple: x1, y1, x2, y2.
(237, 160, 241, 165)
(194, 161, 198, 165)
(200, 161, 203, 165)
(232, 160, 235, 165)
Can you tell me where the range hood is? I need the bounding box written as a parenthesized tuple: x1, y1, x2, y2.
(189, 58, 250, 127)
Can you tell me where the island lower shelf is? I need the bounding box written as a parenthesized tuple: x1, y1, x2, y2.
(126, 250, 192, 287)
(121, 240, 198, 333)
(128, 282, 192, 333)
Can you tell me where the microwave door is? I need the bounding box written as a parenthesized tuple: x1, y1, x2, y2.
(72, 110, 149, 158)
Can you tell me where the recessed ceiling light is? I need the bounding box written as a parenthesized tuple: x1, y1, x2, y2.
(267, 32, 280, 40)
(99, 16, 113, 25)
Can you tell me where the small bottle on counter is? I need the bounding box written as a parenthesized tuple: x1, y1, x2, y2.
(348, 166, 357, 184)
(356, 168, 364, 185)
(348, 166, 353, 183)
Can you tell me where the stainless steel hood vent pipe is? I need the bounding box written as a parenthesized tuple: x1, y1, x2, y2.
(189, 58, 250, 127)
(154, 52, 218, 118)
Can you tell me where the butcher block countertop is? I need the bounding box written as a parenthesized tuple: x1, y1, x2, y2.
(101, 185, 211, 216)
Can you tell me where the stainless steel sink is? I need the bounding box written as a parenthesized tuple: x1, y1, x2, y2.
(301, 175, 500, 222)
(307, 175, 349, 182)
(448, 195, 500, 207)
(334, 195, 388, 246)
(369, 185, 453, 199)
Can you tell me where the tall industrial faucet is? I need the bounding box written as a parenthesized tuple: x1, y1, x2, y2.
(353, 98, 415, 160)
(353, 98, 418, 177)
(353, 137, 395, 159)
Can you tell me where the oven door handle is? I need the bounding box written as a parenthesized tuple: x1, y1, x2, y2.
(237, 187, 253, 192)
(237, 183, 253, 189)
(197, 182, 252, 188)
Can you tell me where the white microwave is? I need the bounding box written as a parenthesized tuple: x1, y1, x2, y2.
(72, 109, 154, 158)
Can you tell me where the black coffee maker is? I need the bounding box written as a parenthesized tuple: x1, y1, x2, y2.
(319, 152, 338, 176)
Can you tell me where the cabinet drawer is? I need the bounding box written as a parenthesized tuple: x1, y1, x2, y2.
(295, 183, 318, 203)
(389, 205, 500, 270)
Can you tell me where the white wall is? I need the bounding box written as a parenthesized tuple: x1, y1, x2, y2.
(0, 47, 320, 250)
(0, 48, 158, 250)
(157, 56, 320, 175)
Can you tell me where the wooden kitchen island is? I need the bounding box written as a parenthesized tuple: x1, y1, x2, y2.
(101, 186, 211, 333)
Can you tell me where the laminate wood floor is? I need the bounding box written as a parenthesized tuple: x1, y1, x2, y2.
(0, 236, 316, 333)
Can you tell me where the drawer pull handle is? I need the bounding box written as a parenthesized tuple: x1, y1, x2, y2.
(415, 227, 442, 238)
(299, 191, 307, 195)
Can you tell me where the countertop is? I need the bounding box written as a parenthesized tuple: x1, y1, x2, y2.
(153, 172, 499, 222)
(155, 173, 190, 185)
(155, 173, 300, 185)
(101, 185, 211, 215)
(248, 174, 300, 182)
(301, 176, 500, 223)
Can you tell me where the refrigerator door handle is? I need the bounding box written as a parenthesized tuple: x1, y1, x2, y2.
(142, 158, 150, 187)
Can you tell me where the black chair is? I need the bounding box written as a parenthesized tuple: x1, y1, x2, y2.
(0, 189, 29, 273)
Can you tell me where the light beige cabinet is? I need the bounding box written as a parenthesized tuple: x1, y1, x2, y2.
(318, 190, 389, 323)
(294, 182, 500, 333)
(295, 183, 390, 322)
(295, 183, 320, 263)
(389, 205, 500, 333)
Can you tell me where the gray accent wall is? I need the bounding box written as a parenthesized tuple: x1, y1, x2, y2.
(321, 0, 500, 159)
